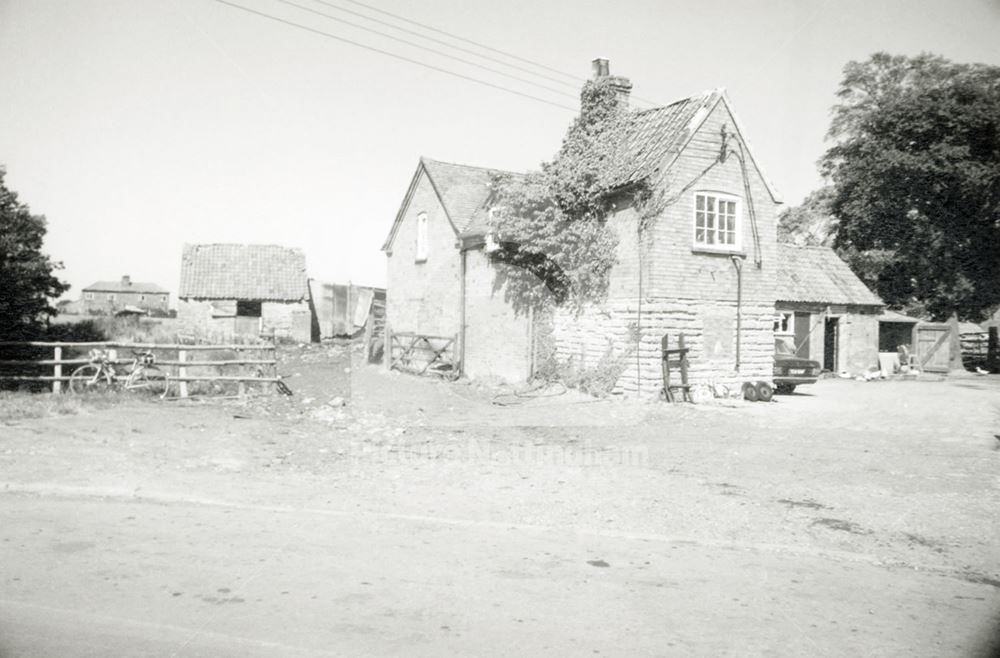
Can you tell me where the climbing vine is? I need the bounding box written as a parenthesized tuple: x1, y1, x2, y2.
(488, 78, 655, 315)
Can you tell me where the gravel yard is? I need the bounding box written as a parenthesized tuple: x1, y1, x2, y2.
(1, 348, 999, 656)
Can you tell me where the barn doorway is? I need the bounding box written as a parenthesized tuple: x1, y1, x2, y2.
(235, 300, 262, 336)
(824, 317, 839, 372)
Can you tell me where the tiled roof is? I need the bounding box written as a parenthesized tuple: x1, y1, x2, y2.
(614, 92, 719, 188)
(421, 158, 521, 235)
(776, 244, 882, 306)
(83, 280, 168, 294)
(390, 88, 779, 243)
(179, 244, 308, 301)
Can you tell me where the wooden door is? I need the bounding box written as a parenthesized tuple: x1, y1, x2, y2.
(794, 312, 811, 358)
(917, 323, 951, 373)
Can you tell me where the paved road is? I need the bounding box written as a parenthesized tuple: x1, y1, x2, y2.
(3, 490, 998, 657)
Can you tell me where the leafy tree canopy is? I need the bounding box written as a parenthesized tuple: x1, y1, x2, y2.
(489, 78, 647, 314)
(0, 168, 70, 340)
(820, 52, 1000, 321)
(777, 186, 837, 247)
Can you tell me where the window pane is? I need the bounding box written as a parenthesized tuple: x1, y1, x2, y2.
(726, 215, 735, 232)
(696, 195, 705, 211)
(706, 211, 715, 230)
(695, 210, 705, 228)
(696, 228, 705, 243)
(726, 201, 736, 215)
(706, 196, 715, 212)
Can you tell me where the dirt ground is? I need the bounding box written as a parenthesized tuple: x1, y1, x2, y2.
(1, 344, 999, 657)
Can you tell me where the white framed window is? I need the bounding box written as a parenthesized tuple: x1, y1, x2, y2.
(139, 294, 146, 302)
(415, 212, 428, 262)
(84, 292, 94, 301)
(693, 192, 741, 251)
(773, 311, 793, 335)
(107, 293, 116, 302)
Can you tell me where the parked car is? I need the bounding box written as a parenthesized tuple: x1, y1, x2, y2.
(773, 337, 821, 394)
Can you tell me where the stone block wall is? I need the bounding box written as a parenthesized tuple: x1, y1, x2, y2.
(177, 298, 311, 343)
(549, 298, 774, 396)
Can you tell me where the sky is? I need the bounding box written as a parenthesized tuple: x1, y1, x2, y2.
(2, 0, 999, 301)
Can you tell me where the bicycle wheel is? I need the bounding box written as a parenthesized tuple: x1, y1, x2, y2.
(70, 365, 111, 394)
(126, 366, 168, 397)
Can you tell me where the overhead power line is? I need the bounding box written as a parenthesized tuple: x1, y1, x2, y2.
(212, 0, 579, 112)
(273, 0, 582, 101)
(328, 0, 664, 108)
(307, 0, 581, 90)
(334, 0, 583, 83)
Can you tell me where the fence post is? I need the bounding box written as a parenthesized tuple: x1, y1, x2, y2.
(178, 350, 188, 398)
(53, 346, 62, 394)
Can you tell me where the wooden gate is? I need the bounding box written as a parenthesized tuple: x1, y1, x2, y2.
(916, 322, 952, 373)
(389, 332, 459, 379)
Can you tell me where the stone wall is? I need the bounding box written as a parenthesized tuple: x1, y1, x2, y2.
(549, 298, 774, 396)
(177, 298, 311, 343)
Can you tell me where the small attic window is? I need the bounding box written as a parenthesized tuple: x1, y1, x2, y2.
(416, 212, 428, 262)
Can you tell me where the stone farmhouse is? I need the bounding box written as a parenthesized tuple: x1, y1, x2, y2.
(383, 59, 881, 394)
(177, 244, 312, 343)
(80, 276, 169, 314)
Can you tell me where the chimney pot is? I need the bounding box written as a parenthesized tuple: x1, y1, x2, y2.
(592, 58, 610, 79)
(122, 275, 131, 287)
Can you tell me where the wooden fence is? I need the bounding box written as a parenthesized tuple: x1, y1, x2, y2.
(0, 341, 283, 397)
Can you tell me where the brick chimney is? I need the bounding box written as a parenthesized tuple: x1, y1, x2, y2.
(590, 58, 632, 109)
(122, 275, 131, 287)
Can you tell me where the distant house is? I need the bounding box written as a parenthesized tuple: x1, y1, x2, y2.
(80, 276, 169, 315)
(177, 244, 312, 343)
(384, 59, 786, 392)
(775, 244, 883, 374)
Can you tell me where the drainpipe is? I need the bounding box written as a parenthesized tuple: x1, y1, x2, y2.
(731, 255, 744, 373)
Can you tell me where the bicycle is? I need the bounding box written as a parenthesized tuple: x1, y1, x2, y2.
(69, 349, 169, 397)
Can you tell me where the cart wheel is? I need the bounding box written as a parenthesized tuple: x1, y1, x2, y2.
(742, 382, 759, 402)
(755, 381, 774, 402)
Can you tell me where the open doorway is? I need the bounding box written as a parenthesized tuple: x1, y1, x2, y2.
(824, 317, 839, 372)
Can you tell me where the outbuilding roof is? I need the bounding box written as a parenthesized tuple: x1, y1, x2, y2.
(776, 244, 882, 307)
(179, 243, 309, 301)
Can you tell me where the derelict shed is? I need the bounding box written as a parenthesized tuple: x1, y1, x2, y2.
(775, 244, 884, 374)
(177, 243, 313, 343)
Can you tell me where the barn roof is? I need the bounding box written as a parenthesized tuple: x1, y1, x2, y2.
(776, 244, 882, 307)
(179, 244, 309, 301)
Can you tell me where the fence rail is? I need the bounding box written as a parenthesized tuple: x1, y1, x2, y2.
(0, 341, 282, 397)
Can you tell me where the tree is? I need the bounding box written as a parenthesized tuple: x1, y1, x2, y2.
(489, 77, 647, 314)
(820, 52, 1000, 321)
(777, 186, 837, 247)
(0, 168, 70, 340)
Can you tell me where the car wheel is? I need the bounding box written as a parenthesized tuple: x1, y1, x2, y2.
(756, 381, 774, 402)
(742, 382, 759, 402)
